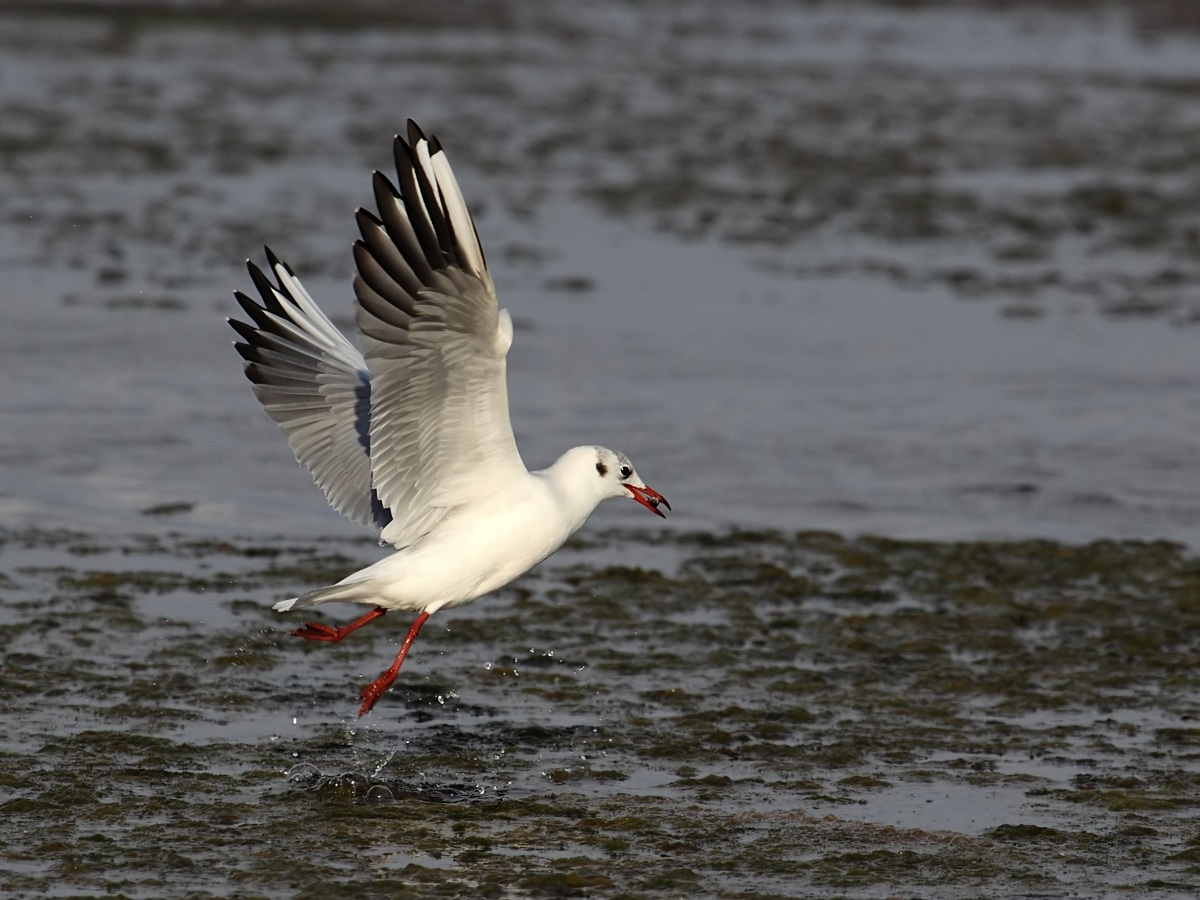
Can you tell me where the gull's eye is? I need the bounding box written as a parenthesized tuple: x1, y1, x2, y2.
(619, 465, 632, 480)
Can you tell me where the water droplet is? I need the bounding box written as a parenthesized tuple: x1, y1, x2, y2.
(371, 751, 397, 778)
(365, 785, 393, 804)
(285, 762, 321, 784)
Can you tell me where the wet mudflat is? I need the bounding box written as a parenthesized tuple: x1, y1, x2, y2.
(3, 526, 1200, 897)
(5, 0, 1200, 896)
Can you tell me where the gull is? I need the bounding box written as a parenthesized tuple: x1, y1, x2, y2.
(228, 121, 669, 716)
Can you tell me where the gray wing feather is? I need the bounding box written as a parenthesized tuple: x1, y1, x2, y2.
(229, 252, 390, 530)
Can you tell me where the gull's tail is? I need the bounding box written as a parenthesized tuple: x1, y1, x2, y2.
(272, 580, 378, 613)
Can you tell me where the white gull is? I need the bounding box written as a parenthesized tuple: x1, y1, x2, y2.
(228, 120, 669, 716)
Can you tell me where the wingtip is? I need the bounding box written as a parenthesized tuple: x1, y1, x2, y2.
(264, 245, 293, 276)
(246, 260, 273, 294)
(372, 169, 401, 199)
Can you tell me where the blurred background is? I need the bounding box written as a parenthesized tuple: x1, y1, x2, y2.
(5, 0, 1200, 546)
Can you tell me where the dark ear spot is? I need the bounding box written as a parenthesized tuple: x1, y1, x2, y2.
(596, 461, 608, 477)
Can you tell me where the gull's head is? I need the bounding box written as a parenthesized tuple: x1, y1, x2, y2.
(588, 447, 671, 518)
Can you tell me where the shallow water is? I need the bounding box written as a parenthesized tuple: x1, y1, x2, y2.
(6, 1, 1200, 545)
(4, 1, 1200, 896)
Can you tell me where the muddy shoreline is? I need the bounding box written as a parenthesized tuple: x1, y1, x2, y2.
(3, 527, 1199, 896)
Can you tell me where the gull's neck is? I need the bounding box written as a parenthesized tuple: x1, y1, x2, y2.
(534, 452, 606, 537)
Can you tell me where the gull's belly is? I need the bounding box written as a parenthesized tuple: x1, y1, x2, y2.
(359, 485, 579, 613)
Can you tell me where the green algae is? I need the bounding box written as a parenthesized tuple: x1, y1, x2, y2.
(2, 526, 1200, 897)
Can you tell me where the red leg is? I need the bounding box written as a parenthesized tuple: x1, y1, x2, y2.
(358, 610, 431, 717)
(291, 606, 387, 642)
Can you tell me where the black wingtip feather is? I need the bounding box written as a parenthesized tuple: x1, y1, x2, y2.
(356, 206, 384, 229)
(354, 209, 426, 303)
(228, 317, 260, 344)
(392, 138, 447, 271)
(403, 135, 457, 268)
(370, 171, 437, 285)
(233, 290, 272, 327)
(372, 169, 400, 201)
(246, 260, 273, 295)
(246, 262, 293, 316)
(234, 343, 260, 365)
(352, 243, 419, 324)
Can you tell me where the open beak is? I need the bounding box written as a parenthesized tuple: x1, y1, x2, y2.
(626, 484, 671, 518)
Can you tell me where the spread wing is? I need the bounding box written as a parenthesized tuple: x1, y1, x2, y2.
(357, 121, 525, 548)
(229, 120, 526, 547)
(229, 249, 391, 530)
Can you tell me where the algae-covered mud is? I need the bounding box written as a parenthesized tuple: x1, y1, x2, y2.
(3, 527, 1200, 897)
(6, 0, 1200, 897)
